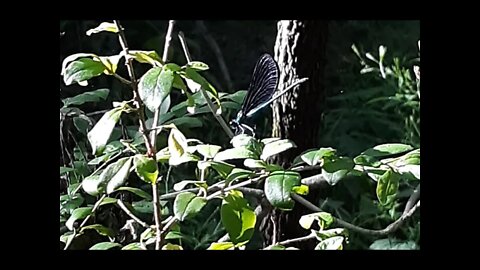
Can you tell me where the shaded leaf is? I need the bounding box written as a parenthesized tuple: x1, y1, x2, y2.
(99, 157, 133, 194)
(315, 236, 344, 250)
(214, 147, 256, 161)
(369, 238, 419, 250)
(122, 242, 146, 250)
(363, 143, 413, 158)
(89, 242, 122, 250)
(116, 187, 152, 201)
(62, 88, 109, 107)
(80, 224, 115, 237)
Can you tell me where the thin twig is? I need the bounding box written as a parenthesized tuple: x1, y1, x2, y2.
(196, 21, 234, 91)
(151, 20, 176, 151)
(116, 200, 150, 228)
(113, 73, 132, 85)
(113, 20, 154, 156)
(275, 233, 317, 247)
(291, 193, 421, 237)
(178, 31, 235, 139)
(205, 175, 267, 200)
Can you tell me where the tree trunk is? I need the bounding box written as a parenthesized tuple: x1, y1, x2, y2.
(264, 20, 328, 249)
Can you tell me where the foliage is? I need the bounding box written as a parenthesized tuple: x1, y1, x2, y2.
(60, 21, 420, 250)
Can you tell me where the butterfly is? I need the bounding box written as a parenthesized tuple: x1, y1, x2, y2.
(230, 54, 280, 136)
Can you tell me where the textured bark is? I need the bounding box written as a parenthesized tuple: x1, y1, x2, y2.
(264, 20, 328, 249)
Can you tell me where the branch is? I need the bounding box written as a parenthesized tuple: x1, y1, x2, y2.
(291, 193, 421, 237)
(116, 200, 150, 228)
(113, 20, 154, 156)
(178, 31, 235, 139)
(196, 21, 234, 91)
(205, 175, 267, 200)
(403, 183, 420, 215)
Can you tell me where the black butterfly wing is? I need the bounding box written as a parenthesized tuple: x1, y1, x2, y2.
(240, 54, 279, 118)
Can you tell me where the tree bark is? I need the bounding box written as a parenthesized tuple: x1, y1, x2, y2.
(265, 20, 329, 249)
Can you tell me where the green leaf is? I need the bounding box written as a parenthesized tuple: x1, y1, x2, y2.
(243, 158, 266, 169)
(169, 152, 200, 166)
(260, 139, 296, 161)
(207, 242, 234, 250)
(62, 88, 109, 107)
(98, 55, 122, 75)
(166, 116, 203, 128)
(115, 187, 153, 201)
(354, 154, 381, 167)
(82, 175, 105, 196)
(264, 245, 286, 250)
(73, 115, 93, 135)
(314, 228, 346, 240)
(89, 242, 122, 250)
(132, 200, 154, 214)
(134, 154, 159, 184)
(86, 22, 119, 36)
(214, 147, 257, 161)
(129, 50, 163, 66)
(299, 212, 334, 230)
(198, 161, 234, 178)
(292, 185, 309, 195)
(122, 242, 146, 250)
(138, 65, 175, 112)
(221, 90, 247, 104)
(168, 128, 188, 159)
(185, 61, 209, 71)
(99, 197, 117, 206)
(264, 171, 301, 211)
(300, 148, 337, 166)
(99, 157, 133, 194)
(376, 169, 400, 205)
(60, 166, 75, 175)
(315, 236, 344, 250)
(173, 180, 206, 191)
(397, 164, 420, 180)
(87, 106, 124, 155)
(162, 243, 183, 250)
(363, 143, 413, 158)
(80, 224, 115, 237)
(61, 53, 98, 76)
(173, 74, 188, 91)
(369, 238, 419, 250)
(66, 206, 93, 230)
(63, 58, 106, 86)
(226, 168, 254, 184)
(322, 157, 354, 185)
(221, 190, 256, 245)
(395, 149, 420, 166)
(183, 68, 220, 107)
(174, 192, 207, 221)
(196, 144, 222, 159)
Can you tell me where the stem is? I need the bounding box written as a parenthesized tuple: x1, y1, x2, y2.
(274, 233, 316, 247)
(150, 20, 176, 152)
(152, 182, 163, 250)
(113, 20, 154, 157)
(178, 31, 235, 139)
